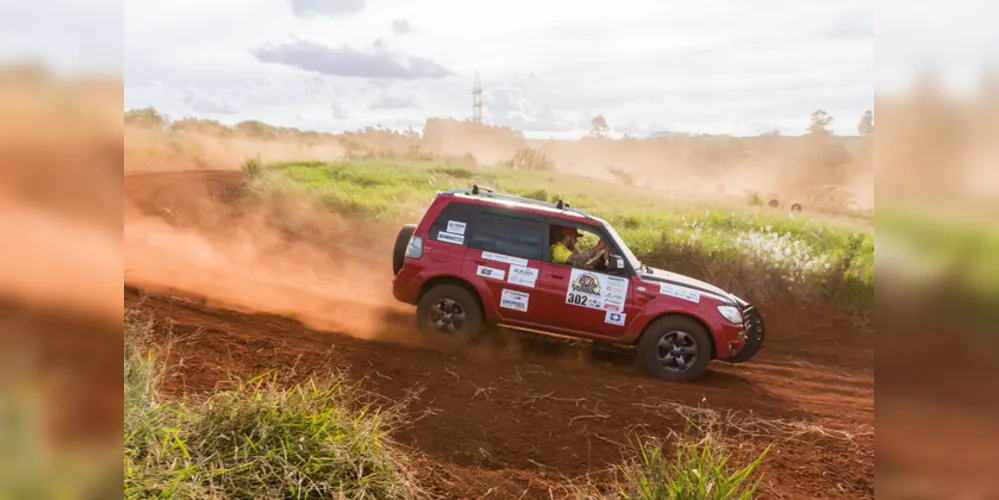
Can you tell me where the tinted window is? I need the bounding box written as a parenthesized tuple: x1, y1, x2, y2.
(470, 212, 544, 261)
(429, 201, 478, 246)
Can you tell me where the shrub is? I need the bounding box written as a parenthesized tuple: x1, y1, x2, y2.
(607, 166, 636, 187)
(123, 310, 419, 500)
(429, 166, 475, 179)
(241, 156, 262, 180)
(614, 437, 768, 500)
(501, 148, 557, 172)
(521, 188, 550, 202)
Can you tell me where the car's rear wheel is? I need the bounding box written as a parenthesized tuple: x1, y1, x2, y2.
(392, 224, 417, 275)
(636, 316, 712, 382)
(416, 284, 483, 345)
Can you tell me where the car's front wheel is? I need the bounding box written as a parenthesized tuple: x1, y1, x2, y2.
(416, 284, 483, 345)
(636, 316, 712, 382)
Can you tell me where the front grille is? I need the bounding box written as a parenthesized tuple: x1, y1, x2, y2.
(742, 305, 765, 342)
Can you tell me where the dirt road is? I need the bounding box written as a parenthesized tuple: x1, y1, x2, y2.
(123, 170, 875, 499)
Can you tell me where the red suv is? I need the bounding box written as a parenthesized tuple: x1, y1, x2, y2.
(391, 186, 764, 382)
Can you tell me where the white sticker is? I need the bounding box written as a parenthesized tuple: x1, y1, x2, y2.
(659, 283, 701, 303)
(565, 268, 627, 311)
(605, 310, 626, 326)
(437, 231, 464, 245)
(476, 265, 505, 281)
(499, 289, 529, 312)
(482, 251, 529, 267)
(446, 220, 467, 235)
(507, 265, 539, 288)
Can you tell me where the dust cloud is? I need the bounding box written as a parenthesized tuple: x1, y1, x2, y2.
(124, 175, 417, 343)
(0, 66, 121, 327)
(125, 124, 347, 174)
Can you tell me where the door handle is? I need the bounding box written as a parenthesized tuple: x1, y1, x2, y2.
(549, 273, 566, 280)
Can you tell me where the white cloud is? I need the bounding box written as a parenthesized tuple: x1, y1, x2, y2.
(391, 19, 413, 35)
(122, 0, 889, 136)
(287, 0, 366, 18)
(251, 39, 452, 79)
(370, 93, 419, 109)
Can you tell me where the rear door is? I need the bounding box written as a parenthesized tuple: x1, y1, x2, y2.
(462, 207, 546, 324)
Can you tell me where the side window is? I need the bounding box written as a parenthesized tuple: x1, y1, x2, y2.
(469, 212, 544, 261)
(429, 202, 477, 246)
(547, 223, 603, 266)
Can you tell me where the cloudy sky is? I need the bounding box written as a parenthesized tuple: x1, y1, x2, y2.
(4, 1, 995, 138)
(117, 0, 886, 138)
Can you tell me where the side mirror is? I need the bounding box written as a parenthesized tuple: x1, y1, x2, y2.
(609, 254, 625, 270)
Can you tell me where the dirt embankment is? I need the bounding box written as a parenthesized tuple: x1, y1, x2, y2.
(123, 169, 875, 499)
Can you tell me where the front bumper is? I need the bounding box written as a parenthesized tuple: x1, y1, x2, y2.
(721, 304, 765, 363)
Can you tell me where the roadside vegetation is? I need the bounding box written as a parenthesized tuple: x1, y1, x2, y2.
(123, 309, 421, 499)
(246, 159, 874, 309)
(124, 308, 772, 499)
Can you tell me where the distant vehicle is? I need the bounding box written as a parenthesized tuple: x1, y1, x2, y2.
(391, 186, 765, 382)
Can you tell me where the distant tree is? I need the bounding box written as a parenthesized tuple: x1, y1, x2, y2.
(125, 107, 168, 129)
(858, 110, 874, 136)
(589, 115, 609, 138)
(808, 109, 834, 136)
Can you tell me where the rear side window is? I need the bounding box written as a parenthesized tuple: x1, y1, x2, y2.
(428, 201, 478, 246)
(470, 212, 544, 261)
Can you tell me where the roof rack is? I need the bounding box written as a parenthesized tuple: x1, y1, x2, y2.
(439, 185, 594, 220)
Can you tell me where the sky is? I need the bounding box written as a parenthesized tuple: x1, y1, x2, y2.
(9, 0, 993, 139)
(116, 0, 882, 138)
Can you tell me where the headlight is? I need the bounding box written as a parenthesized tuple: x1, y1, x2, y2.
(717, 305, 742, 324)
(405, 235, 423, 259)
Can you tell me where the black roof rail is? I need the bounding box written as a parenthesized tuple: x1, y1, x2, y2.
(438, 186, 594, 220)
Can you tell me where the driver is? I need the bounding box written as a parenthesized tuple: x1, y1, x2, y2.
(550, 226, 605, 269)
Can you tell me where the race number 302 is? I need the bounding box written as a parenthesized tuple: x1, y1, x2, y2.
(566, 293, 589, 306)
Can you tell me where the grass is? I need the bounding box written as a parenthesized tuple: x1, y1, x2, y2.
(573, 423, 769, 500)
(614, 437, 767, 500)
(123, 308, 420, 499)
(247, 159, 874, 309)
(123, 309, 777, 499)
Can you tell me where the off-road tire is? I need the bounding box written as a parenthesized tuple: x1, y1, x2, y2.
(416, 284, 484, 345)
(636, 316, 712, 382)
(392, 224, 417, 275)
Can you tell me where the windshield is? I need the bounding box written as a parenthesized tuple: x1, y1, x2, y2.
(603, 223, 644, 272)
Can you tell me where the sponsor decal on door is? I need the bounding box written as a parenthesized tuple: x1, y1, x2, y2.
(507, 265, 539, 287)
(499, 289, 530, 312)
(565, 268, 628, 311)
(482, 251, 528, 267)
(605, 310, 626, 326)
(476, 265, 505, 280)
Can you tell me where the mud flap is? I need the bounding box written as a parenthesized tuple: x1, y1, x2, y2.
(721, 304, 765, 363)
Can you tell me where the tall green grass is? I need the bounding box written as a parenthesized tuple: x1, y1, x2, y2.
(248, 160, 874, 308)
(123, 309, 420, 499)
(572, 434, 769, 500)
(615, 438, 767, 500)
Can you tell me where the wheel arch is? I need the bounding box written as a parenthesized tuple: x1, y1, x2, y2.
(636, 312, 718, 360)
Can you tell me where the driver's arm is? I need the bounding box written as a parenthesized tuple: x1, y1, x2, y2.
(565, 243, 602, 267)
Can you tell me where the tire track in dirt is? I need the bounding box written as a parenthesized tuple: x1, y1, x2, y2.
(123, 170, 875, 499)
